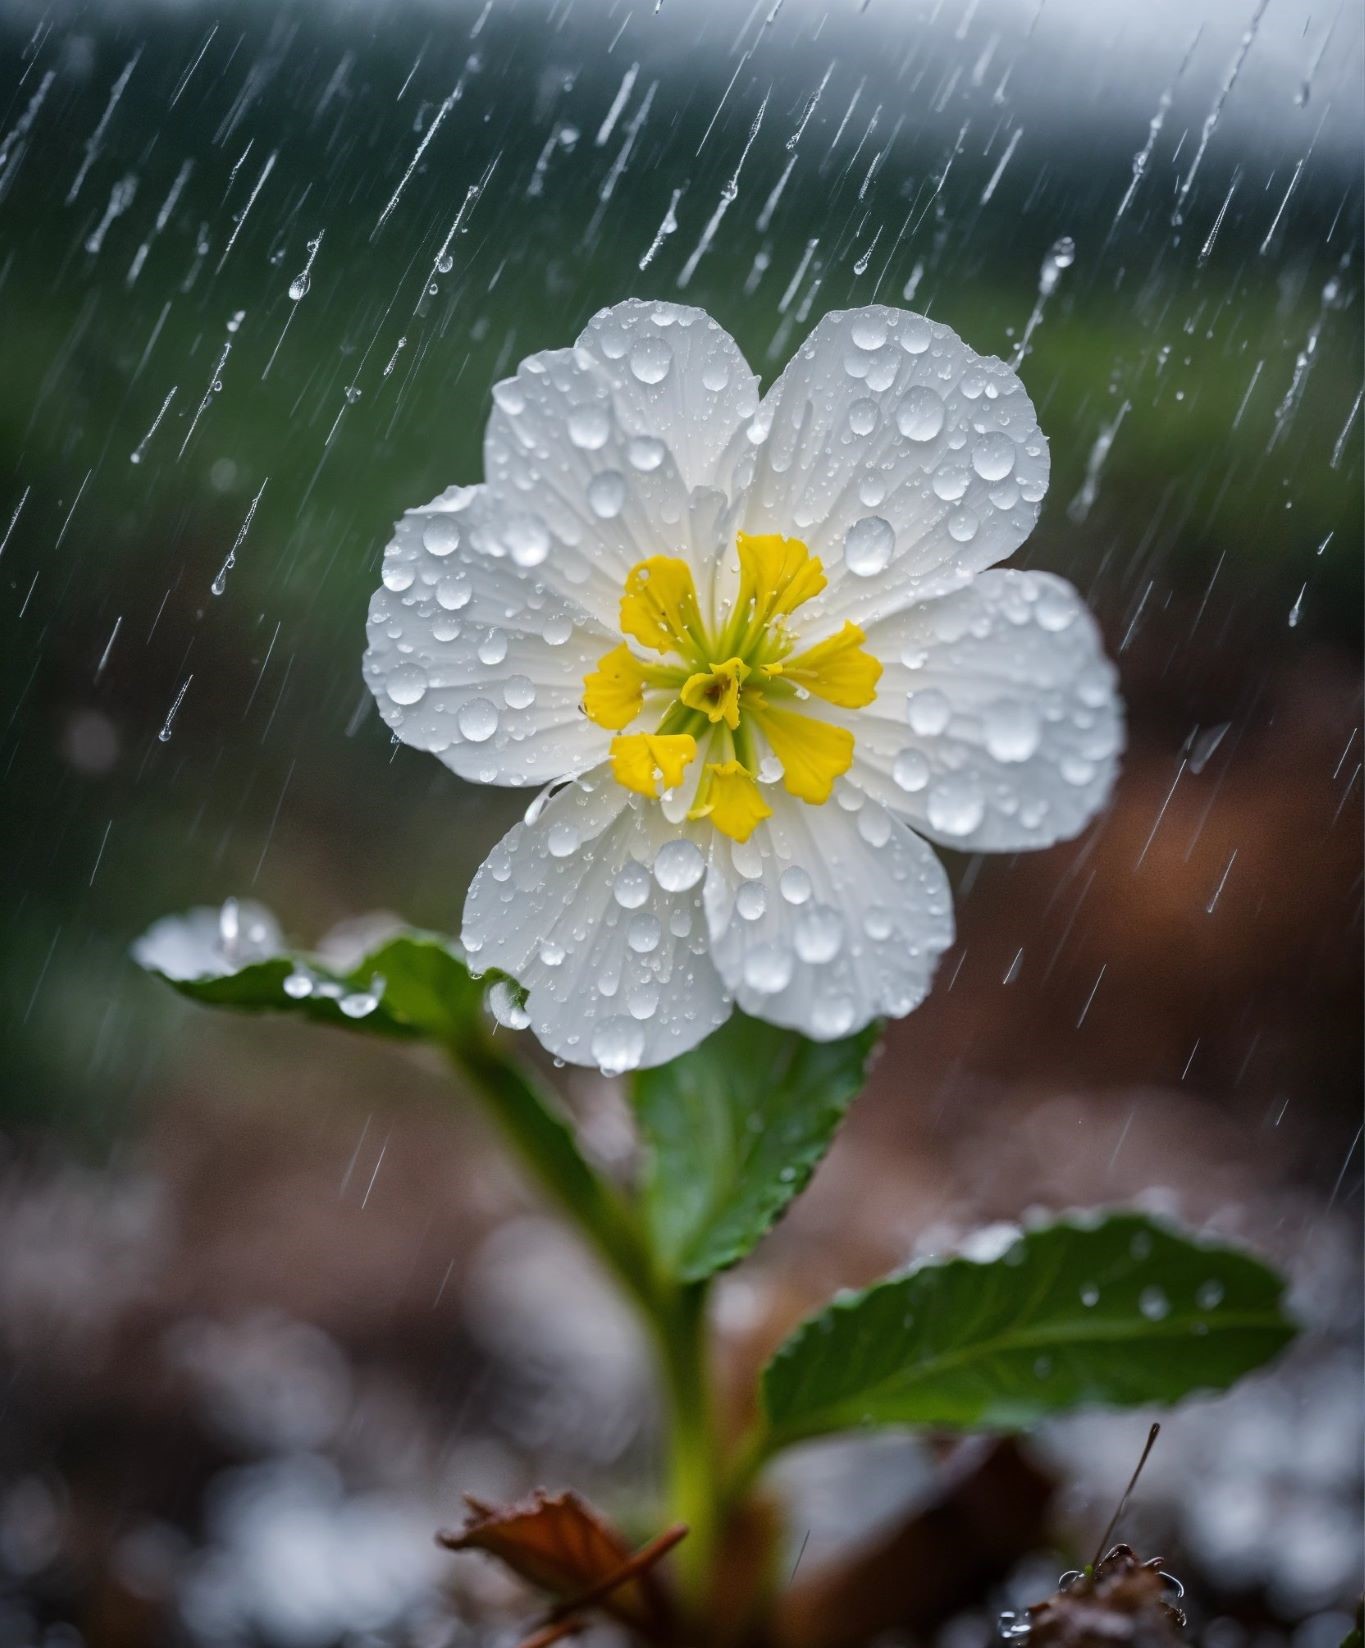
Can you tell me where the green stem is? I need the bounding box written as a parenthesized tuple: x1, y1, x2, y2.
(655, 1281, 720, 1614)
(449, 1036, 657, 1310)
(722, 1419, 772, 1514)
(449, 1035, 724, 1621)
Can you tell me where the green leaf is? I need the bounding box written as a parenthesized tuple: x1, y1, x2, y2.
(761, 1212, 1295, 1448)
(632, 1013, 879, 1282)
(144, 929, 485, 1042)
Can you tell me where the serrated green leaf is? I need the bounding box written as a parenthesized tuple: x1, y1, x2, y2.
(144, 930, 484, 1042)
(761, 1212, 1295, 1448)
(632, 1013, 879, 1282)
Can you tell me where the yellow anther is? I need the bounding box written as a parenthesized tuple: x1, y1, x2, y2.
(736, 532, 827, 623)
(583, 644, 653, 730)
(750, 703, 854, 805)
(763, 620, 881, 709)
(610, 732, 697, 798)
(680, 656, 750, 730)
(620, 556, 703, 658)
(688, 760, 772, 843)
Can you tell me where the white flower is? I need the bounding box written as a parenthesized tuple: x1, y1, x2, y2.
(364, 302, 1122, 1074)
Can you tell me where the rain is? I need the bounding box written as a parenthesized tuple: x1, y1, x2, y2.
(0, 0, 1361, 1645)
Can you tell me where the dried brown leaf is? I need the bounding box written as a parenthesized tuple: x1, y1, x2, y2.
(438, 1488, 681, 1642)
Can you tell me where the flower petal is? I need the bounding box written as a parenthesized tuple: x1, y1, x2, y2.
(727, 306, 1049, 628)
(839, 570, 1123, 851)
(702, 791, 954, 1039)
(363, 487, 614, 786)
(462, 770, 732, 1072)
(482, 345, 711, 632)
(574, 300, 761, 493)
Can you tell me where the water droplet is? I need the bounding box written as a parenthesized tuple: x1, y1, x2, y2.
(423, 517, 460, 557)
(488, 979, 531, 1030)
(568, 404, 611, 450)
(288, 272, 310, 301)
(736, 881, 766, 920)
(547, 822, 579, 858)
(456, 698, 498, 742)
(779, 866, 813, 905)
(926, 776, 985, 837)
(850, 314, 887, 350)
(971, 431, 1016, 481)
(587, 470, 626, 519)
(1139, 1284, 1170, 1321)
(629, 336, 672, 384)
(893, 748, 931, 792)
(931, 467, 970, 502)
(627, 436, 667, 471)
(1196, 1279, 1225, 1310)
(654, 838, 704, 892)
(591, 1015, 646, 1076)
(506, 517, 550, 568)
(627, 913, 661, 954)
(476, 630, 508, 667)
(385, 664, 428, 707)
(983, 700, 1041, 763)
(339, 984, 380, 1018)
(614, 862, 651, 908)
(436, 574, 471, 611)
(895, 385, 945, 441)
(907, 689, 951, 737)
(794, 905, 844, 963)
(844, 515, 894, 576)
(503, 675, 536, 710)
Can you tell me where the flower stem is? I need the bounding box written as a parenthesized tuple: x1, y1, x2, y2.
(448, 1036, 656, 1310)
(655, 1280, 720, 1617)
(449, 1035, 725, 1622)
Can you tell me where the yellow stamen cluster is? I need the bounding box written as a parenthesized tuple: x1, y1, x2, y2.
(583, 533, 881, 842)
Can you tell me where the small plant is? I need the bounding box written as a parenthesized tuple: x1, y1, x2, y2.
(137, 302, 1294, 1645)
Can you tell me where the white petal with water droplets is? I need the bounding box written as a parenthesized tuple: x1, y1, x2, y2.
(727, 305, 1049, 627)
(483, 343, 727, 632)
(462, 769, 732, 1071)
(702, 792, 954, 1038)
(363, 487, 615, 786)
(841, 569, 1124, 850)
(575, 299, 761, 494)
(132, 900, 283, 981)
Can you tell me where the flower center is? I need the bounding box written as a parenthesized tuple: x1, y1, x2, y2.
(582, 533, 882, 843)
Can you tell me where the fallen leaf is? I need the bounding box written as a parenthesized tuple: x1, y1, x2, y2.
(438, 1488, 682, 1642)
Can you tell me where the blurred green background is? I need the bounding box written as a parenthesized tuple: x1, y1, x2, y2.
(0, 1, 1360, 1641)
(3, 0, 1360, 1136)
